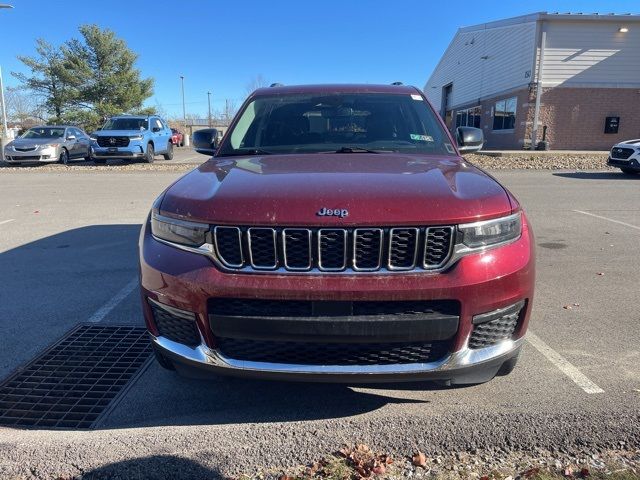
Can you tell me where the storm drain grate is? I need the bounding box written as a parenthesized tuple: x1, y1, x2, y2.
(0, 324, 152, 429)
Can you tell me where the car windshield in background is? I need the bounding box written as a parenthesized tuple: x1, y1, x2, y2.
(102, 118, 148, 131)
(22, 128, 65, 139)
(218, 93, 455, 156)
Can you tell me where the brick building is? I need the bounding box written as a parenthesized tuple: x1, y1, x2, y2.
(424, 12, 640, 150)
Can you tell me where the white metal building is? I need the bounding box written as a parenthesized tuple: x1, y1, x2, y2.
(424, 12, 640, 150)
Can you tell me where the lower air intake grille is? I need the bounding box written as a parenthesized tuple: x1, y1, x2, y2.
(469, 302, 523, 349)
(216, 338, 449, 365)
(149, 300, 200, 347)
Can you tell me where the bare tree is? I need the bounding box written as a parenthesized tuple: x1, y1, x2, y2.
(245, 74, 269, 96)
(5, 87, 46, 125)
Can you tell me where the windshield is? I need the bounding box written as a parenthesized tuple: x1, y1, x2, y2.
(102, 118, 148, 131)
(218, 92, 455, 156)
(22, 127, 65, 139)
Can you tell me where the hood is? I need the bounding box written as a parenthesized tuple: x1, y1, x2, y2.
(159, 153, 513, 226)
(10, 137, 64, 147)
(618, 139, 640, 147)
(93, 130, 143, 137)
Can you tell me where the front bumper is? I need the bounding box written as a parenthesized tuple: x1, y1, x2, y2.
(140, 215, 535, 383)
(608, 156, 640, 171)
(4, 148, 58, 163)
(91, 144, 146, 159)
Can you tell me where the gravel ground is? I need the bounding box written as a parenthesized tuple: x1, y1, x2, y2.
(465, 153, 612, 170)
(0, 152, 614, 173)
(264, 445, 640, 480)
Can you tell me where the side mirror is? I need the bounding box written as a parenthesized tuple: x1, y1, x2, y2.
(456, 127, 484, 154)
(192, 128, 220, 155)
(66, 135, 76, 141)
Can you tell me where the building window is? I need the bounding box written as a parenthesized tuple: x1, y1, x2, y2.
(493, 97, 517, 131)
(455, 106, 481, 128)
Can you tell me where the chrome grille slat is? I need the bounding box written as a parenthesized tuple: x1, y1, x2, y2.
(207, 226, 454, 273)
(247, 228, 277, 269)
(353, 228, 383, 271)
(283, 229, 312, 271)
(214, 226, 244, 268)
(318, 229, 347, 271)
(388, 228, 419, 270)
(424, 226, 455, 269)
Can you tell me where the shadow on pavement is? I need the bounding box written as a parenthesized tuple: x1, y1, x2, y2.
(552, 171, 639, 180)
(81, 455, 225, 480)
(1, 225, 430, 431)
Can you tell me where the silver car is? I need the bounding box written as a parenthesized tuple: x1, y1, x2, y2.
(3, 125, 92, 165)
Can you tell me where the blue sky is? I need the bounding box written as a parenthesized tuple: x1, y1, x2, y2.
(1, 0, 638, 118)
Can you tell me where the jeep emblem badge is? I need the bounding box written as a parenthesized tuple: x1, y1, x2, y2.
(317, 207, 349, 218)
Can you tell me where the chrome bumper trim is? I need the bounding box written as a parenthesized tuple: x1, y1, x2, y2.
(151, 334, 524, 376)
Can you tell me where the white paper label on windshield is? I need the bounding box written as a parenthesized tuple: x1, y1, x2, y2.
(411, 94, 422, 101)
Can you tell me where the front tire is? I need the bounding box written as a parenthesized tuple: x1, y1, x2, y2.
(152, 344, 175, 370)
(144, 143, 155, 163)
(163, 141, 174, 160)
(59, 148, 70, 165)
(497, 353, 520, 376)
(620, 167, 639, 175)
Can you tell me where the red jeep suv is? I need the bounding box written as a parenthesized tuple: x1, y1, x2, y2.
(139, 84, 535, 385)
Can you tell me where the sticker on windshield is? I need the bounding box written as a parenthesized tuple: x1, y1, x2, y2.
(410, 94, 422, 101)
(410, 133, 434, 142)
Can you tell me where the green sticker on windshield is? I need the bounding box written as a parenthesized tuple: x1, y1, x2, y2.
(410, 134, 433, 142)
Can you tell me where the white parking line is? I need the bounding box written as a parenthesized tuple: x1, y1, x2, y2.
(87, 277, 138, 323)
(0, 219, 15, 226)
(527, 331, 604, 394)
(573, 210, 640, 231)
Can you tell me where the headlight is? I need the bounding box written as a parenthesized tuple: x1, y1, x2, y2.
(38, 143, 59, 150)
(89, 136, 97, 141)
(129, 134, 144, 141)
(151, 211, 209, 247)
(459, 212, 522, 249)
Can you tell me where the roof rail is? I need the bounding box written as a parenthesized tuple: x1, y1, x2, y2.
(391, 81, 403, 85)
(270, 83, 284, 87)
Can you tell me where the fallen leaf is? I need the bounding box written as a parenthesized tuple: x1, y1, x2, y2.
(278, 475, 295, 480)
(596, 272, 605, 276)
(412, 451, 428, 468)
(580, 468, 590, 478)
(523, 467, 541, 477)
(33, 210, 40, 214)
(573, 303, 580, 307)
(563, 305, 573, 310)
(564, 466, 574, 477)
(372, 463, 386, 475)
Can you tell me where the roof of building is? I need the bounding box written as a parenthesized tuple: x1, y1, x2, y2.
(460, 11, 640, 33)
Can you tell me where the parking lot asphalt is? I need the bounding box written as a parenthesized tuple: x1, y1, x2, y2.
(0, 165, 638, 479)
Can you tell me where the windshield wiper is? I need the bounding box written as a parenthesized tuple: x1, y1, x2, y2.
(331, 147, 382, 154)
(218, 148, 274, 157)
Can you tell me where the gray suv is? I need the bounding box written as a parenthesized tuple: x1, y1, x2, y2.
(91, 115, 174, 164)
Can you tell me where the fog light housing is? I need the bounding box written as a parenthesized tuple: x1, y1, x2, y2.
(469, 300, 525, 349)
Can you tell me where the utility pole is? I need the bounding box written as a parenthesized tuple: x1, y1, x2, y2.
(207, 91, 212, 128)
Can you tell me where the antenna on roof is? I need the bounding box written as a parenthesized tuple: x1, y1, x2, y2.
(391, 81, 403, 86)
(270, 83, 284, 87)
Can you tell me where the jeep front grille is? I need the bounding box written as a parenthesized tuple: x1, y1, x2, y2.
(212, 226, 455, 273)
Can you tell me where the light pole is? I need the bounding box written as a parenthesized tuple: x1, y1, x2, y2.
(179, 75, 186, 128)
(1, 4, 14, 162)
(207, 91, 212, 128)
(0, 66, 8, 139)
